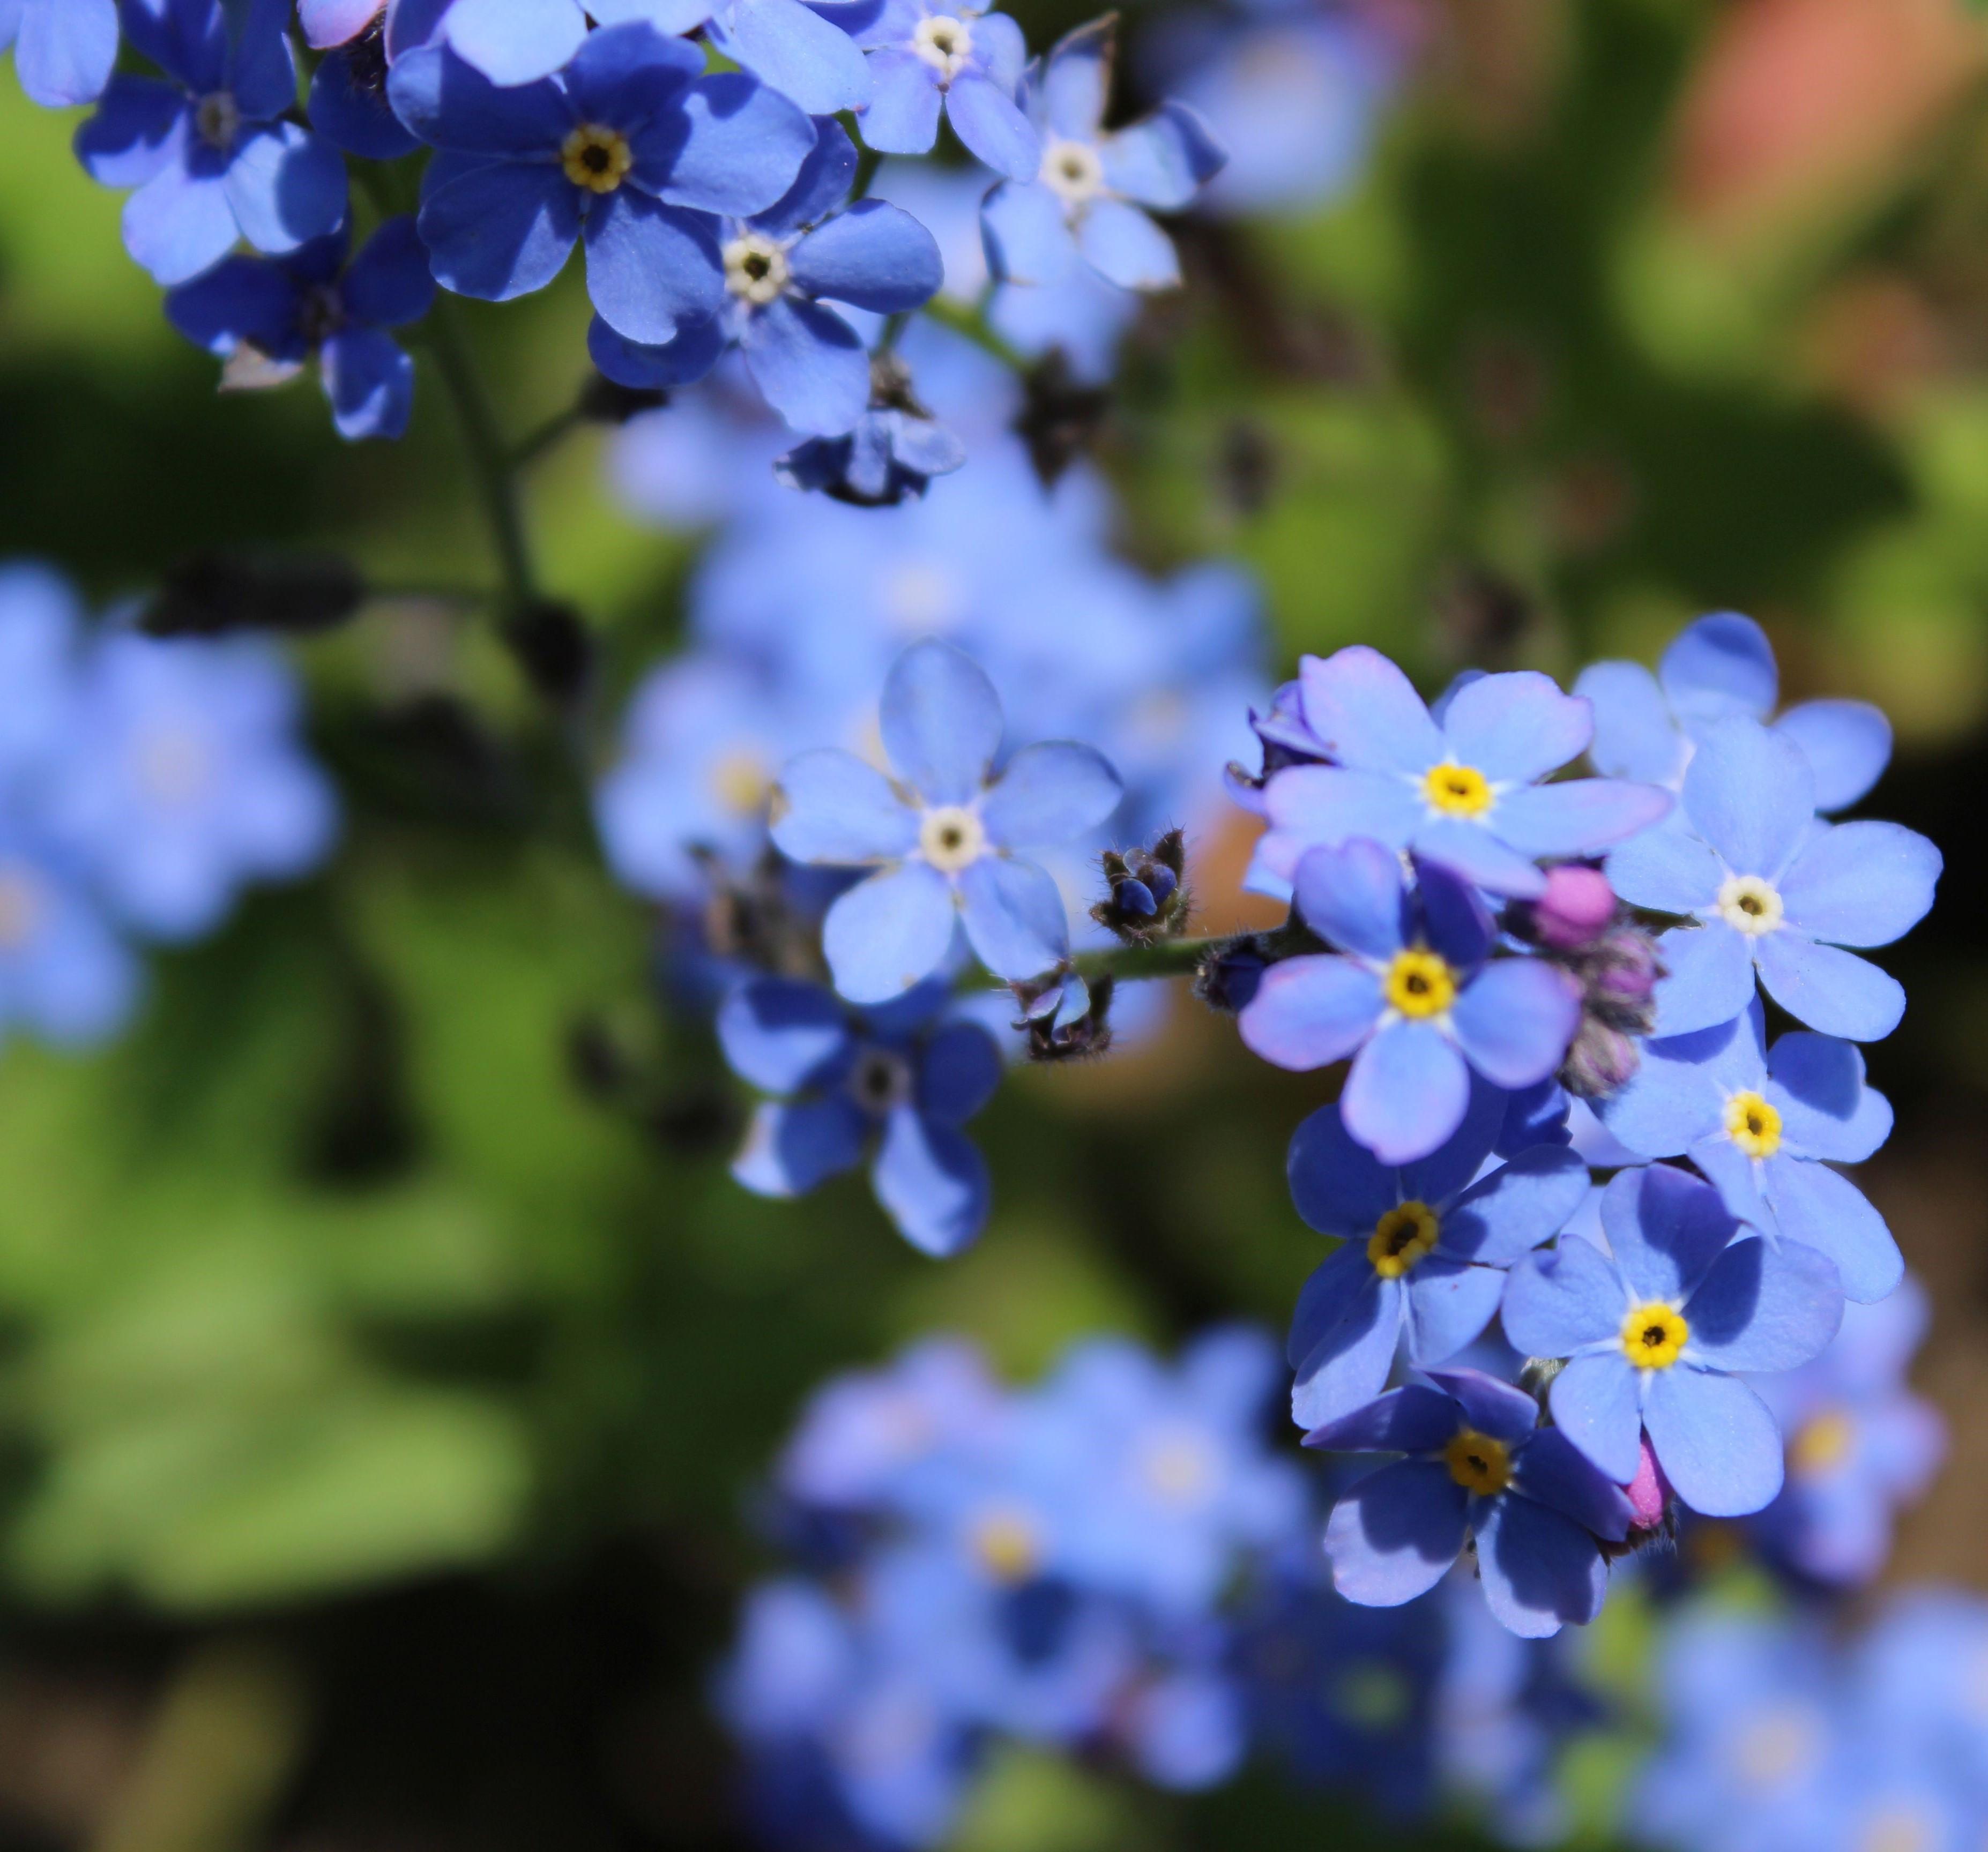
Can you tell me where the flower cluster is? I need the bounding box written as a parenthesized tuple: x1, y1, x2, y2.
(0, 564, 338, 1049)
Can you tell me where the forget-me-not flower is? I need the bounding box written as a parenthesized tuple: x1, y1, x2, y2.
(851, 0, 1040, 180)
(770, 639, 1123, 1003)
(720, 974, 1003, 1256)
(589, 124, 944, 437)
(1603, 1000, 1902, 1303)
(1237, 839, 1582, 1164)
(1309, 1369, 1636, 1638)
(1283, 1080, 1589, 1427)
(775, 394, 968, 506)
(76, 0, 349, 287)
(2, 0, 116, 107)
(0, 833, 140, 1049)
(1248, 646, 1673, 900)
(1605, 716, 1939, 1042)
(164, 217, 436, 440)
(390, 22, 815, 347)
(981, 17, 1226, 292)
(1502, 1163, 1844, 1518)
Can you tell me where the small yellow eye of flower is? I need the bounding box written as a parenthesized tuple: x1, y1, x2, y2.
(919, 805, 985, 872)
(1621, 1301, 1688, 1370)
(709, 749, 772, 818)
(1384, 949, 1457, 1020)
(1443, 1428, 1513, 1497)
(1716, 873, 1784, 936)
(1724, 1090, 1782, 1159)
(562, 124, 633, 193)
(970, 1510, 1039, 1582)
(1366, 1201, 1440, 1279)
(1421, 761, 1492, 817)
(1789, 1407, 1856, 1478)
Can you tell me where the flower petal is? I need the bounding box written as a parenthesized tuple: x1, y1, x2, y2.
(1304, 1382, 1460, 1455)
(822, 861, 958, 1003)
(1601, 1011, 1759, 1157)
(1492, 779, 1673, 859)
(872, 1104, 988, 1256)
(1679, 716, 1814, 879)
(1659, 611, 1777, 724)
(1473, 1495, 1606, 1638)
(880, 638, 1002, 804)
(1409, 817, 1548, 899)
(656, 72, 820, 217)
(122, 158, 240, 288)
(1290, 1260, 1400, 1428)
(1502, 1237, 1625, 1361)
(1643, 1368, 1783, 1517)
(856, 49, 942, 155)
(1286, 1102, 1397, 1237)
(979, 741, 1122, 847)
(1753, 934, 1904, 1042)
(770, 748, 919, 863)
(1574, 660, 1687, 785)
(1448, 958, 1580, 1090)
(1255, 767, 1421, 885)
(320, 326, 414, 441)
(1440, 670, 1591, 783)
(1600, 1161, 1738, 1304)
(1323, 1461, 1468, 1607)
(956, 854, 1069, 982)
(440, 0, 587, 84)
(791, 199, 943, 312)
(1294, 646, 1443, 774)
(738, 292, 870, 435)
(1509, 1428, 1635, 1540)
(1075, 196, 1179, 290)
(1682, 1235, 1841, 1372)
(915, 1021, 1002, 1125)
(1545, 1351, 1642, 1484)
(733, 1096, 867, 1196)
(978, 175, 1078, 284)
(1099, 102, 1225, 208)
(718, 976, 852, 1093)
(1774, 699, 1890, 812)
(719, 0, 872, 115)
(1777, 820, 1940, 949)
(1762, 1155, 1902, 1305)
(1401, 1258, 1505, 1368)
(1649, 920, 1758, 1040)
(1605, 820, 1725, 914)
(1442, 1144, 1590, 1266)
(944, 70, 1041, 181)
(418, 158, 580, 302)
(1765, 1032, 1890, 1162)
(1341, 1020, 1470, 1165)
(1290, 837, 1408, 961)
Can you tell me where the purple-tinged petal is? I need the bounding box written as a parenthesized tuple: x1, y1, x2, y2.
(1409, 817, 1548, 899)
(1440, 670, 1591, 784)
(1075, 197, 1179, 290)
(915, 1021, 1001, 1125)
(1606, 822, 1725, 914)
(1449, 958, 1579, 1090)
(1414, 856, 1493, 972)
(770, 749, 919, 864)
(857, 49, 942, 155)
(1324, 1461, 1468, 1607)
(1238, 954, 1382, 1071)
(1473, 1495, 1606, 1638)
(1680, 718, 1814, 880)
(791, 200, 942, 312)
(1753, 934, 1904, 1043)
(945, 70, 1040, 181)
(1510, 1428, 1635, 1540)
(1501, 1238, 1625, 1361)
(1545, 1352, 1642, 1484)
(1442, 1145, 1590, 1267)
(1660, 611, 1778, 723)
(718, 978, 853, 1093)
(1643, 1368, 1783, 1517)
(1341, 1020, 1470, 1165)
(417, 159, 580, 302)
(1423, 1368, 1540, 1445)
(1290, 837, 1408, 961)
(823, 862, 958, 1003)
(1600, 1162, 1738, 1304)
(734, 1096, 868, 1195)
(872, 1104, 988, 1256)
(1401, 1258, 1505, 1367)
(980, 741, 1121, 847)
(1774, 699, 1890, 812)
(1766, 1033, 1890, 1162)
(1255, 767, 1421, 884)
(1761, 1155, 1902, 1305)
(880, 639, 1001, 805)
(1304, 1382, 1460, 1455)
(1574, 660, 1687, 785)
(1777, 820, 1939, 949)
(1649, 921, 1757, 1039)
(1295, 646, 1444, 774)
(1290, 1264, 1401, 1429)
(1492, 779, 1673, 859)
(956, 854, 1068, 982)
(1682, 1235, 1841, 1372)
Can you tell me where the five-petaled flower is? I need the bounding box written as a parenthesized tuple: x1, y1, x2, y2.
(852, 0, 1041, 180)
(770, 639, 1122, 1004)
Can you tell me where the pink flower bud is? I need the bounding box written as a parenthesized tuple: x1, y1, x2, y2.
(1625, 1436, 1669, 1530)
(1530, 864, 1618, 951)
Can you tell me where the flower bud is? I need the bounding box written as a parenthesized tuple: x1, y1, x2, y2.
(1091, 829, 1191, 944)
(1560, 1018, 1639, 1100)
(1510, 864, 1618, 951)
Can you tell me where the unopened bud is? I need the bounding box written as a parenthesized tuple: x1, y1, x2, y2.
(1586, 928, 1661, 1019)
(1560, 1018, 1639, 1100)
(1512, 864, 1618, 951)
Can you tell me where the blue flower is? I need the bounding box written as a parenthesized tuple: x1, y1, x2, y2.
(389, 22, 815, 347)
(981, 17, 1226, 293)
(0, 834, 140, 1049)
(1602, 1000, 1902, 1303)
(775, 399, 967, 505)
(719, 974, 1003, 1255)
(588, 124, 944, 437)
(1502, 1163, 1844, 1517)
(1237, 840, 1581, 1163)
(3, 0, 117, 107)
(43, 632, 339, 942)
(0, 563, 86, 794)
(1283, 1080, 1589, 1427)
(770, 640, 1123, 1003)
(1307, 1369, 1635, 1637)
(164, 218, 435, 440)
(851, 0, 1040, 180)
(1579, 609, 1894, 810)
(1748, 1276, 1944, 1588)
(75, 0, 348, 287)
(1605, 715, 1939, 1042)
(1249, 646, 1673, 901)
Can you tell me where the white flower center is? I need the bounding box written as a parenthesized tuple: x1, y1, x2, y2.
(918, 805, 985, 873)
(195, 91, 241, 150)
(1139, 1430, 1214, 1504)
(0, 868, 43, 951)
(1040, 137, 1106, 207)
(912, 12, 974, 77)
(723, 233, 791, 306)
(1715, 873, 1784, 936)
(847, 1046, 914, 1115)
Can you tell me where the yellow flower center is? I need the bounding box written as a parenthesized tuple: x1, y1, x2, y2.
(1366, 1201, 1440, 1279)
(1141, 1432, 1214, 1503)
(970, 1509, 1040, 1583)
(1421, 761, 1493, 817)
(918, 804, 985, 873)
(1621, 1301, 1688, 1370)
(1724, 1090, 1783, 1159)
(562, 123, 633, 193)
(708, 749, 772, 818)
(1443, 1428, 1513, 1497)
(1716, 873, 1784, 936)
(1789, 1407, 1856, 1477)
(1384, 948, 1457, 1019)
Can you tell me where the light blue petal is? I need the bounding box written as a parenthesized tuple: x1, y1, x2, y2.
(1100, 102, 1226, 208)
(1473, 1495, 1606, 1638)
(1291, 1263, 1401, 1428)
(956, 854, 1068, 981)
(915, 1021, 1001, 1125)
(1401, 1258, 1505, 1366)
(739, 293, 870, 436)
(723, 0, 872, 115)
(1441, 670, 1591, 783)
(1442, 1145, 1590, 1266)
(791, 200, 942, 311)
(1642, 1368, 1783, 1518)
(857, 49, 942, 155)
(1038, 16, 1109, 139)
(1075, 196, 1178, 289)
(872, 1104, 988, 1256)
(969, 10, 1027, 93)
(770, 749, 918, 864)
(1238, 954, 1383, 1072)
(1449, 958, 1580, 1090)
(751, 120, 857, 237)
(1290, 837, 1407, 961)
(1766, 1032, 1890, 1161)
(1502, 1238, 1624, 1359)
(418, 159, 580, 302)
(1682, 1236, 1841, 1372)
(979, 177, 1078, 284)
(440, 0, 587, 84)
(1602, 1010, 1760, 1156)
(1492, 779, 1673, 858)
(980, 741, 1121, 847)
(657, 73, 820, 217)
(1304, 1381, 1459, 1455)
(1295, 645, 1445, 773)
(1341, 1020, 1470, 1165)
(123, 159, 239, 287)
(1650, 921, 1757, 1039)
(1606, 822, 1724, 914)
(1762, 1155, 1902, 1304)
(718, 977, 852, 1093)
(1600, 1161, 1737, 1304)
(1679, 717, 1814, 879)
(1509, 1427, 1635, 1540)
(880, 639, 1001, 804)
(1545, 1351, 1642, 1483)
(1323, 1461, 1467, 1607)
(16, 0, 116, 105)
(823, 861, 958, 1003)
(1409, 817, 1548, 899)
(1255, 767, 1421, 886)
(1753, 933, 1904, 1042)
(1660, 611, 1777, 724)
(1286, 1104, 1397, 1238)
(76, 77, 184, 189)
(945, 69, 1040, 180)
(1777, 820, 1940, 949)
(1574, 660, 1687, 785)
(589, 0, 717, 28)
(1774, 699, 1890, 812)
(733, 1096, 867, 1195)
(221, 122, 347, 258)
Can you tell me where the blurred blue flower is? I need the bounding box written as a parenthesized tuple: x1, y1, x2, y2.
(776, 401, 967, 506)
(719, 975, 1003, 1256)
(1503, 1163, 1843, 1517)
(1603, 1001, 1902, 1303)
(0, 834, 140, 1049)
(1250, 646, 1673, 900)
(2, 0, 117, 107)
(1237, 840, 1581, 1163)
(389, 24, 814, 346)
(1308, 1369, 1635, 1637)
(0, 563, 86, 794)
(851, 0, 1039, 180)
(165, 218, 436, 440)
(770, 640, 1122, 1003)
(1283, 1080, 1589, 1427)
(1605, 716, 1939, 1041)
(982, 17, 1226, 293)
(76, 0, 348, 286)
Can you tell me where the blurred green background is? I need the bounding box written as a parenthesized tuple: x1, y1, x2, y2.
(2, 0, 1987, 1847)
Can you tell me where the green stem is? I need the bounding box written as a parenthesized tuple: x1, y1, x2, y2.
(510, 402, 587, 472)
(919, 294, 1030, 372)
(1070, 936, 1220, 985)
